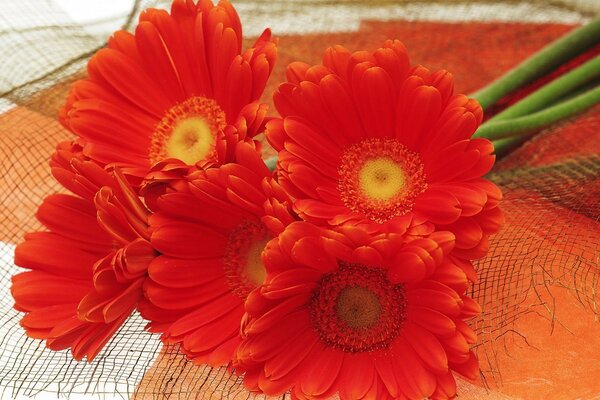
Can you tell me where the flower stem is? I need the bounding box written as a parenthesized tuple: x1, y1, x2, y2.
(471, 16, 600, 111)
(474, 84, 600, 140)
(487, 54, 600, 122)
(491, 135, 533, 157)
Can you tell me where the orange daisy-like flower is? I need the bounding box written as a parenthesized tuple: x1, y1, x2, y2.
(12, 142, 156, 361)
(235, 222, 480, 400)
(268, 41, 502, 241)
(140, 142, 295, 366)
(60, 0, 276, 179)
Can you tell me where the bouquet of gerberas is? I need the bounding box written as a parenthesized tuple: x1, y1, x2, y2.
(9, 1, 600, 399)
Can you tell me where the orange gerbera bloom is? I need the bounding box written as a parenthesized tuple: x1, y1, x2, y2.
(267, 41, 502, 244)
(12, 142, 156, 361)
(140, 142, 295, 366)
(60, 0, 276, 179)
(235, 222, 480, 400)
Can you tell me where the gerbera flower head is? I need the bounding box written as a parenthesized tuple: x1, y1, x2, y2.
(268, 40, 502, 242)
(140, 142, 296, 366)
(235, 222, 480, 400)
(12, 142, 156, 361)
(60, 0, 276, 179)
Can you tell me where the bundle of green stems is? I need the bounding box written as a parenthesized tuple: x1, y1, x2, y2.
(472, 16, 600, 156)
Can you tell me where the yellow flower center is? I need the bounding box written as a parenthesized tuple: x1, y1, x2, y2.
(149, 96, 227, 166)
(243, 238, 269, 287)
(338, 138, 427, 224)
(358, 157, 406, 201)
(223, 221, 272, 298)
(165, 117, 214, 165)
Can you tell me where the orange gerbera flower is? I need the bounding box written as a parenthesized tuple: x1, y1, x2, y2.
(140, 142, 295, 366)
(235, 222, 480, 400)
(12, 142, 156, 361)
(60, 0, 276, 179)
(267, 41, 502, 243)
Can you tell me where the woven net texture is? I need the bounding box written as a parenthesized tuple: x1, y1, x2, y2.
(0, 1, 599, 399)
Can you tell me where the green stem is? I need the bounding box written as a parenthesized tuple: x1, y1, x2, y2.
(492, 135, 533, 157)
(488, 54, 600, 122)
(474, 84, 600, 140)
(471, 17, 600, 110)
(555, 76, 600, 103)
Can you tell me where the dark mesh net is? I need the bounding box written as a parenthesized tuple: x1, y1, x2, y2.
(0, 1, 599, 398)
(472, 112, 600, 385)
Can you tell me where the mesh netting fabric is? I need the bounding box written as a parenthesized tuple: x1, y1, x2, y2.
(0, 1, 599, 399)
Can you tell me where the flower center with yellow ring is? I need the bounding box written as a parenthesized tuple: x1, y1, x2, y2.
(149, 96, 227, 166)
(338, 138, 427, 223)
(243, 239, 269, 287)
(223, 220, 272, 298)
